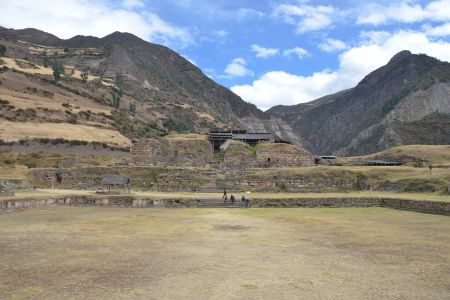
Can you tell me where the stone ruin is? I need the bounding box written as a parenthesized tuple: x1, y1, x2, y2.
(221, 140, 314, 169)
(130, 133, 314, 169)
(255, 143, 314, 167)
(130, 135, 213, 167)
(0, 182, 15, 197)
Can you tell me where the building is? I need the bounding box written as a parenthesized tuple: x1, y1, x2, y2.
(208, 130, 275, 150)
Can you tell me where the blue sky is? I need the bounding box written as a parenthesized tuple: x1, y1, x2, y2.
(2, 0, 450, 110)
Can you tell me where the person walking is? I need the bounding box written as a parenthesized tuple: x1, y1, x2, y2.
(241, 195, 248, 207)
(230, 194, 235, 205)
(223, 194, 228, 206)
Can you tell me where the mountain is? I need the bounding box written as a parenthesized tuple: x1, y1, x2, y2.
(268, 50, 450, 155)
(0, 27, 302, 146)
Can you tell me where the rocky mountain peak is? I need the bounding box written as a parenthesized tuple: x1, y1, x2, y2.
(101, 31, 145, 45)
(388, 50, 412, 64)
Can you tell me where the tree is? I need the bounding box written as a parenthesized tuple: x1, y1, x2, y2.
(51, 60, 64, 82)
(110, 72, 124, 108)
(58, 61, 65, 75)
(43, 57, 49, 68)
(81, 68, 89, 83)
(111, 86, 122, 108)
(115, 72, 124, 87)
(128, 102, 136, 117)
(0, 45, 6, 56)
(64, 47, 69, 54)
(92, 78, 102, 89)
(52, 63, 60, 82)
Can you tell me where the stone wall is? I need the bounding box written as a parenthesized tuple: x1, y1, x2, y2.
(381, 198, 450, 215)
(130, 137, 213, 167)
(222, 140, 256, 168)
(225, 170, 359, 192)
(28, 166, 166, 190)
(0, 183, 15, 197)
(249, 197, 381, 208)
(256, 143, 314, 168)
(1, 195, 449, 216)
(27, 166, 215, 191)
(248, 197, 450, 215)
(155, 168, 216, 191)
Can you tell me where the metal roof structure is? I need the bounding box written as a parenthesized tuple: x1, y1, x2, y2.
(102, 176, 130, 185)
(360, 160, 403, 166)
(208, 130, 275, 149)
(232, 133, 273, 141)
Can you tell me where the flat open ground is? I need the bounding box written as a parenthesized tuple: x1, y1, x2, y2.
(0, 207, 449, 299)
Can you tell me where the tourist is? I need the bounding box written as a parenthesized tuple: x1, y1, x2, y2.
(223, 194, 228, 206)
(230, 194, 235, 205)
(241, 195, 247, 207)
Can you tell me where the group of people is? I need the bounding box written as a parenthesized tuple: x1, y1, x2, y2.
(223, 190, 248, 207)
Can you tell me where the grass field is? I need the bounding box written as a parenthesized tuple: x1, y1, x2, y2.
(0, 207, 449, 299)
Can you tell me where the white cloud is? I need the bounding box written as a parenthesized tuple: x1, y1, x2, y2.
(122, 0, 145, 9)
(213, 30, 228, 38)
(251, 44, 280, 58)
(235, 8, 265, 20)
(232, 30, 450, 110)
(318, 38, 347, 52)
(359, 31, 392, 45)
(221, 58, 254, 78)
(0, 0, 192, 48)
(283, 47, 308, 59)
(274, 3, 335, 33)
(423, 23, 450, 36)
(358, 0, 450, 25)
(232, 70, 339, 111)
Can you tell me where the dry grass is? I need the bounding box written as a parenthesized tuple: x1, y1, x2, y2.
(346, 144, 450, 166)
(0, 120, 131, 147)
(0, 90, 111, 115)
(0, 207, 449, 299)
(0, 57, 101, 82)
(0, 57, 53, 75)
(165, 133, 207, 140)
(0, 166, 28, 180)
(0, 150, 126, 170)
(251, 165, 450, 185)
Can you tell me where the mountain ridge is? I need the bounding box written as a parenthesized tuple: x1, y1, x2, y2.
(0, 27, 303, 145)
(268, 50, 450, 155)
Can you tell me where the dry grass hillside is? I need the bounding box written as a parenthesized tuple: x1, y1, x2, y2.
(0, 57, 157, 147)
(344, 145, 450, 167)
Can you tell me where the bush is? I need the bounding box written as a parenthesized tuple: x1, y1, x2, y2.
(163, 119, 190, 133)
(67, 113, 78, 124)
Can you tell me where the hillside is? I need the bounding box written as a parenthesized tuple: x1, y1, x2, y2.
(268, 50, 450, 155)
(0, 27, 302, 148)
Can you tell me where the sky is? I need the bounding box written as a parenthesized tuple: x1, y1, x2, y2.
(1, 0, 450, 110)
